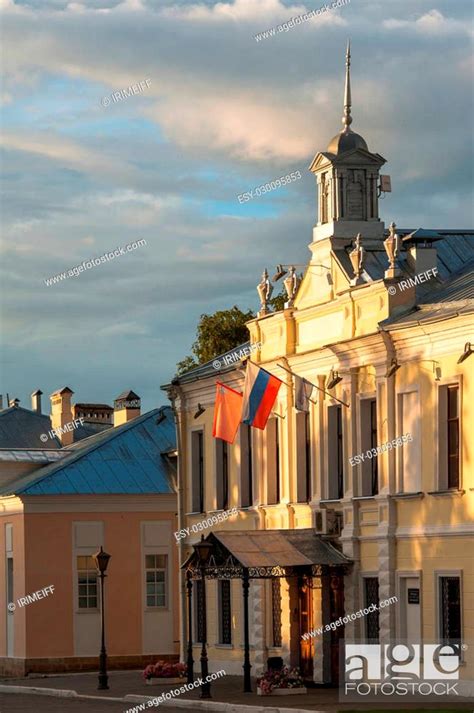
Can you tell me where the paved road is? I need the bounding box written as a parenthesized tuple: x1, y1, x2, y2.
(0, 694, 127, 713)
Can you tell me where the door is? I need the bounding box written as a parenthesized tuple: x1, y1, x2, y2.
(298, 577, 314, 680)
(401, 576, 421, 644)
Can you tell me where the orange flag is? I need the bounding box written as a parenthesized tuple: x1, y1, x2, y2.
(212, 382, 243, 444)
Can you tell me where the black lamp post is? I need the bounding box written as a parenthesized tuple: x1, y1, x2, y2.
(193, 536, 213, 699)
(93, 546, 111, 691)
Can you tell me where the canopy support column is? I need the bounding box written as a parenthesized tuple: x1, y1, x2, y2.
(242, 567, 252, 692)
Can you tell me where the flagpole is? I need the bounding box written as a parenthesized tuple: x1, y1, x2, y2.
(277, 363, 349, 408)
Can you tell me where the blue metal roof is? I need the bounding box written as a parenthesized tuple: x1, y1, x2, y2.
(1, 407, 176, 496)
(0, 407, 62, 449)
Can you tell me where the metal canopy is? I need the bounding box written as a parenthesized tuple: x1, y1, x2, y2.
(183, 529, 352, 579)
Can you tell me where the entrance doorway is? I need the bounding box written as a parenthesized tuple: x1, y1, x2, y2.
(298, 576, 314, 680)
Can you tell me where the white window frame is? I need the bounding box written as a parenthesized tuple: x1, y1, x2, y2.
(76, 554, 99, 612)
(144, 553, 168, 610)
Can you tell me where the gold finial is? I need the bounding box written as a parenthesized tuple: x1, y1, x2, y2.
(342, 39, 352, 130)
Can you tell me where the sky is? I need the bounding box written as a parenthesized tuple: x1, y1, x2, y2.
(1, 0, 473, 414)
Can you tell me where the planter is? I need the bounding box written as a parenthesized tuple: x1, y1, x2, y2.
(257, 686, 307, 696)
(146, 677, 184, 686)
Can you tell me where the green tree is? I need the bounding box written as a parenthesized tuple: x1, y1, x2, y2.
(176, 306, 254, 375)
(175, 288, 287, 375)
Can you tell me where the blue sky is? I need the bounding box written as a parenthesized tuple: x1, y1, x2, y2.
(1, 0, 473, 414)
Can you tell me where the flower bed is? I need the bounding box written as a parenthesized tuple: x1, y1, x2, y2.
(257, 666, 307, 696)
(143, 661, 187, 685)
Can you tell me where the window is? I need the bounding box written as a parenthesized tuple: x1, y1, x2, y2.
(438, 383, 461, 491)
(440, 577, 461, 645)
(77, 555, 98, 609)
(271, 578, 282, 647)
(447, 386, 460, 489)
(328, 405, 344, 499)
(361, 398, 378, 496)
(266, 418, 280, 505)
(218, 580, 232, 644)
(145, 554, 167, 608)
(191, 431, 204, 513)
(296, 411, 311, 502)
(240, 424, 253, 508)
(194, 579, 205, 643)
(216, 440, 229, 511)
(398, 390, 421, 492)
(364, 577, 380, 642)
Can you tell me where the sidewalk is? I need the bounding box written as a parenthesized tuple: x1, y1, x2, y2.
(1, 670, 473, 712)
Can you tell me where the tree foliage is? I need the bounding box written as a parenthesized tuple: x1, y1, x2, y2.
(176, 305, 254, 375)
(175, 287, 287, 376)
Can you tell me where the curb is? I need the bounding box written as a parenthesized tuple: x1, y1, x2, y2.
(0, 685, 78, 698)
(0, 685, 326, 712)
(124, 695, 325, 713)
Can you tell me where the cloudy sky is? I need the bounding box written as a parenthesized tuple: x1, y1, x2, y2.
(1, 0, 473, 414)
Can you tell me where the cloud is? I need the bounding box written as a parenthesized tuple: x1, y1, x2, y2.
(0, 0, 473, 412)
(383, 9, 473, 37)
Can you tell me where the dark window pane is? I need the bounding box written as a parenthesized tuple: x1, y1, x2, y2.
(145, 555, 155, 569)
(78, 597, 88, 608)
(365, 578, 380, 642)
(441, 577, 461, 644)
(219, 580, 232, 644)
(272, 578, 282, 647)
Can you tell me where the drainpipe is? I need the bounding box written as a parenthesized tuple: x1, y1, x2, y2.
(168, 382, 188, 664)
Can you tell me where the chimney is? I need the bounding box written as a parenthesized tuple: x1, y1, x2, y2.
(407, 244, 438, 275)
(50, 387, 74, 446)
(9, 398, 20, 408)
(113, 390, 141, 427)
(31, 389, 43, 414)
(404, 230, 440, 277)
(0, 395, 3, 411)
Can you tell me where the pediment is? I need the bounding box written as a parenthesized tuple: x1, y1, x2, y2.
(332, 148, 386, 166)
(309, 148, 386, 173)
(309, 151, 334, 173)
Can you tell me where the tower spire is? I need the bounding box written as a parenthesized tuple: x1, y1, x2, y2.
(342, 39, 352, 131)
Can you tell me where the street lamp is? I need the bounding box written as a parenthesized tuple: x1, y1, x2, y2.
(93, 546, 111, 691)
(193, 536, 213, 699)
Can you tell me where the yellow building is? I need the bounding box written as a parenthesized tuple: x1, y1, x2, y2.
(163, 47, 473, 698)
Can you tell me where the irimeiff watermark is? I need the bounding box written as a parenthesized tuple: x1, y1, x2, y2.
(349, 433, 412, 466)
(213, 342, 262, 370)
(101, 79, 151, 108)
(254, 0, 351, 42)
(125, 671, 226, 712)
(388, 267, 439, 296)
(343, 643, 467, 702)
(44, 239, 147, 286)
(175, 507, 237, 543)
(8, 585, 55, 612)
(302, 596, 398, 640)
(40, 417, 84, 443)
(238, 172, 301, 203)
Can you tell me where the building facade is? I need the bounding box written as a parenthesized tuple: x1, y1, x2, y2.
(0, 390, 179, 676)
(165, 48, 474, 690)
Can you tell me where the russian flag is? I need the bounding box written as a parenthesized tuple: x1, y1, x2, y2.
(242, 362, 282, 430)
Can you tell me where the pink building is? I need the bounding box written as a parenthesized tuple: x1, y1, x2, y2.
(0, 390, 178, 676)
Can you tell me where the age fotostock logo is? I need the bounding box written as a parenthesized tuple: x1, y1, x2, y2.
(343, 644, 465, 701)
